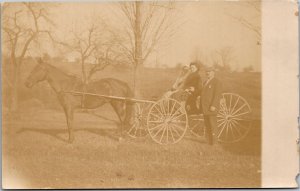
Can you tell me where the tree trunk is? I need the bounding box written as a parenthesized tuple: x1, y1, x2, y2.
(81, 59, 87, 84)
(133, 1, 143, 97)
(81, 59, 87, 108)
(133, 66, 138, 96)
(11, 60, 20, 112)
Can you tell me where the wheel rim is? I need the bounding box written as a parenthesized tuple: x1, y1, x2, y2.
(188, 114, 205, 138)
(127, 102, 149, 138)
(147, 98, 188, 145)
(217, 93, 252, 143)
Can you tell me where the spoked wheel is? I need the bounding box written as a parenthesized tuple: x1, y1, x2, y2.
(127, 102, 151, 138)
(188, 114, 205, 138)
(147, 98, 188, 145)
(217, 93, 252, 143)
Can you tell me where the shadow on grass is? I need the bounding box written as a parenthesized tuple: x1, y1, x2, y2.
(184, 135, 208, 144)
(17, 128, 70, 143)
(184, 120, 261, 156)
(83, 110, 118, 123)
(220, 120, 261, 156)
(16, 127, 122, 143)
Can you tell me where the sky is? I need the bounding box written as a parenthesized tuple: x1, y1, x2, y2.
(4, 1, 261, 71)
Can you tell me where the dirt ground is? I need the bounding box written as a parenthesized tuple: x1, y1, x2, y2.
(2, 104, 261, 189)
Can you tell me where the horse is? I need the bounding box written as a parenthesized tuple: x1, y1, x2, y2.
(25, 60, 133, 143)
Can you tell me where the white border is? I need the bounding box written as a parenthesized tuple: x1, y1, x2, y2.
(262, 0, 299, 187)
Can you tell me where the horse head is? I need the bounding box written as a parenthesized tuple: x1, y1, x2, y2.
(25, 60, 48, 88)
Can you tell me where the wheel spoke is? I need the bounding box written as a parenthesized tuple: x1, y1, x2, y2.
(147, 98, 188, 144)
(169, 100, 177, 116)
(153, 105, 164, 118)
(217, 119, 227, 128)
(229, 94, 233, 113)
(232, 119, 249, 132)
(220, 102, 227, 112)
(215, 94, 252, 143)
(150, 112, 162, 120)
(231, 119, 245, 131)
(218, 109, 227, 116)
(225, 121, 230, 141)
(229, 121, 237, 140)
(128, 123, 137, 134)
(168, 125, 176, 142)
(217, 118, 226, 122)
(171, 122, 185, 132)
(134, 123, 138, 136)
(166, 125, 169, 143)
(219, 103, 227, 115)
(159, 101, 167, 116)
(169, 124, 181, 137)
(170, 112, 185, 121)
(153, 124, 166, 137)
(230, 120, 242, 137)
(217, 114, 225, 118)
(231, 110, 251, 118)
(190, 122, 199, 130)
(217, 120, 228, 139)
(159, 125, 167, 143)
(148, 120, 164, 123)
(230, 96, 240, 115)
(170, 106, 181, 119)
(148, 123, 164, 131)
(231, 103, 247, 116)
(167, 99, 170, 114)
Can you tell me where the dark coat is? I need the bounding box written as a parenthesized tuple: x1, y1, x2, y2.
(200, 77, 222, 115)
(183, 72, 202, 114)
(183, 72, 202, 95)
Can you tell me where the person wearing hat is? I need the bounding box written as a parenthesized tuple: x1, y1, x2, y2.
(200, 66, 222, 145)
(170, 65, 191, 91)
(164, 65, 191, 99)
(183, 62, 202, 114)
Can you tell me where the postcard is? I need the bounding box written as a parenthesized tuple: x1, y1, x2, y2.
(2, 0, 299, 188)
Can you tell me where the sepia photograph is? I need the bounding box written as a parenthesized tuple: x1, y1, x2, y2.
(2, 1, 264, 188)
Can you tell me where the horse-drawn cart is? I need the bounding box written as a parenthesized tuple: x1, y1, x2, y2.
(25, 62, 252, 144)
(65, 91, 252, 145)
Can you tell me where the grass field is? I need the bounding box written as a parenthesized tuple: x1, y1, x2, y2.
(2, 61, 261, 188)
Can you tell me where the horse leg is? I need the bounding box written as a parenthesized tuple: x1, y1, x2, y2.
(63, 106, 75, 143)
(110, 100, 126, 140)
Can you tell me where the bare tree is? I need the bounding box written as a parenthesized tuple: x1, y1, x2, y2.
(87, 40, 127, 81)
(226, 1, 261, 44)
(61, 24, 99, 84)
(216, 47, 235, 72)
(2, 2, 55, 111)
(59, 21, 123, 84)
(113, 1, 177, 94)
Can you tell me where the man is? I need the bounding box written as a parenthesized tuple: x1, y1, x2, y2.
(200, 66, 222, 145)
(183, 62, 202, 114)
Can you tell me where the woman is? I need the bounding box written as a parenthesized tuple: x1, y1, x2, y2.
(163, 65, 190, 99)
(183, 62, 202, 114)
